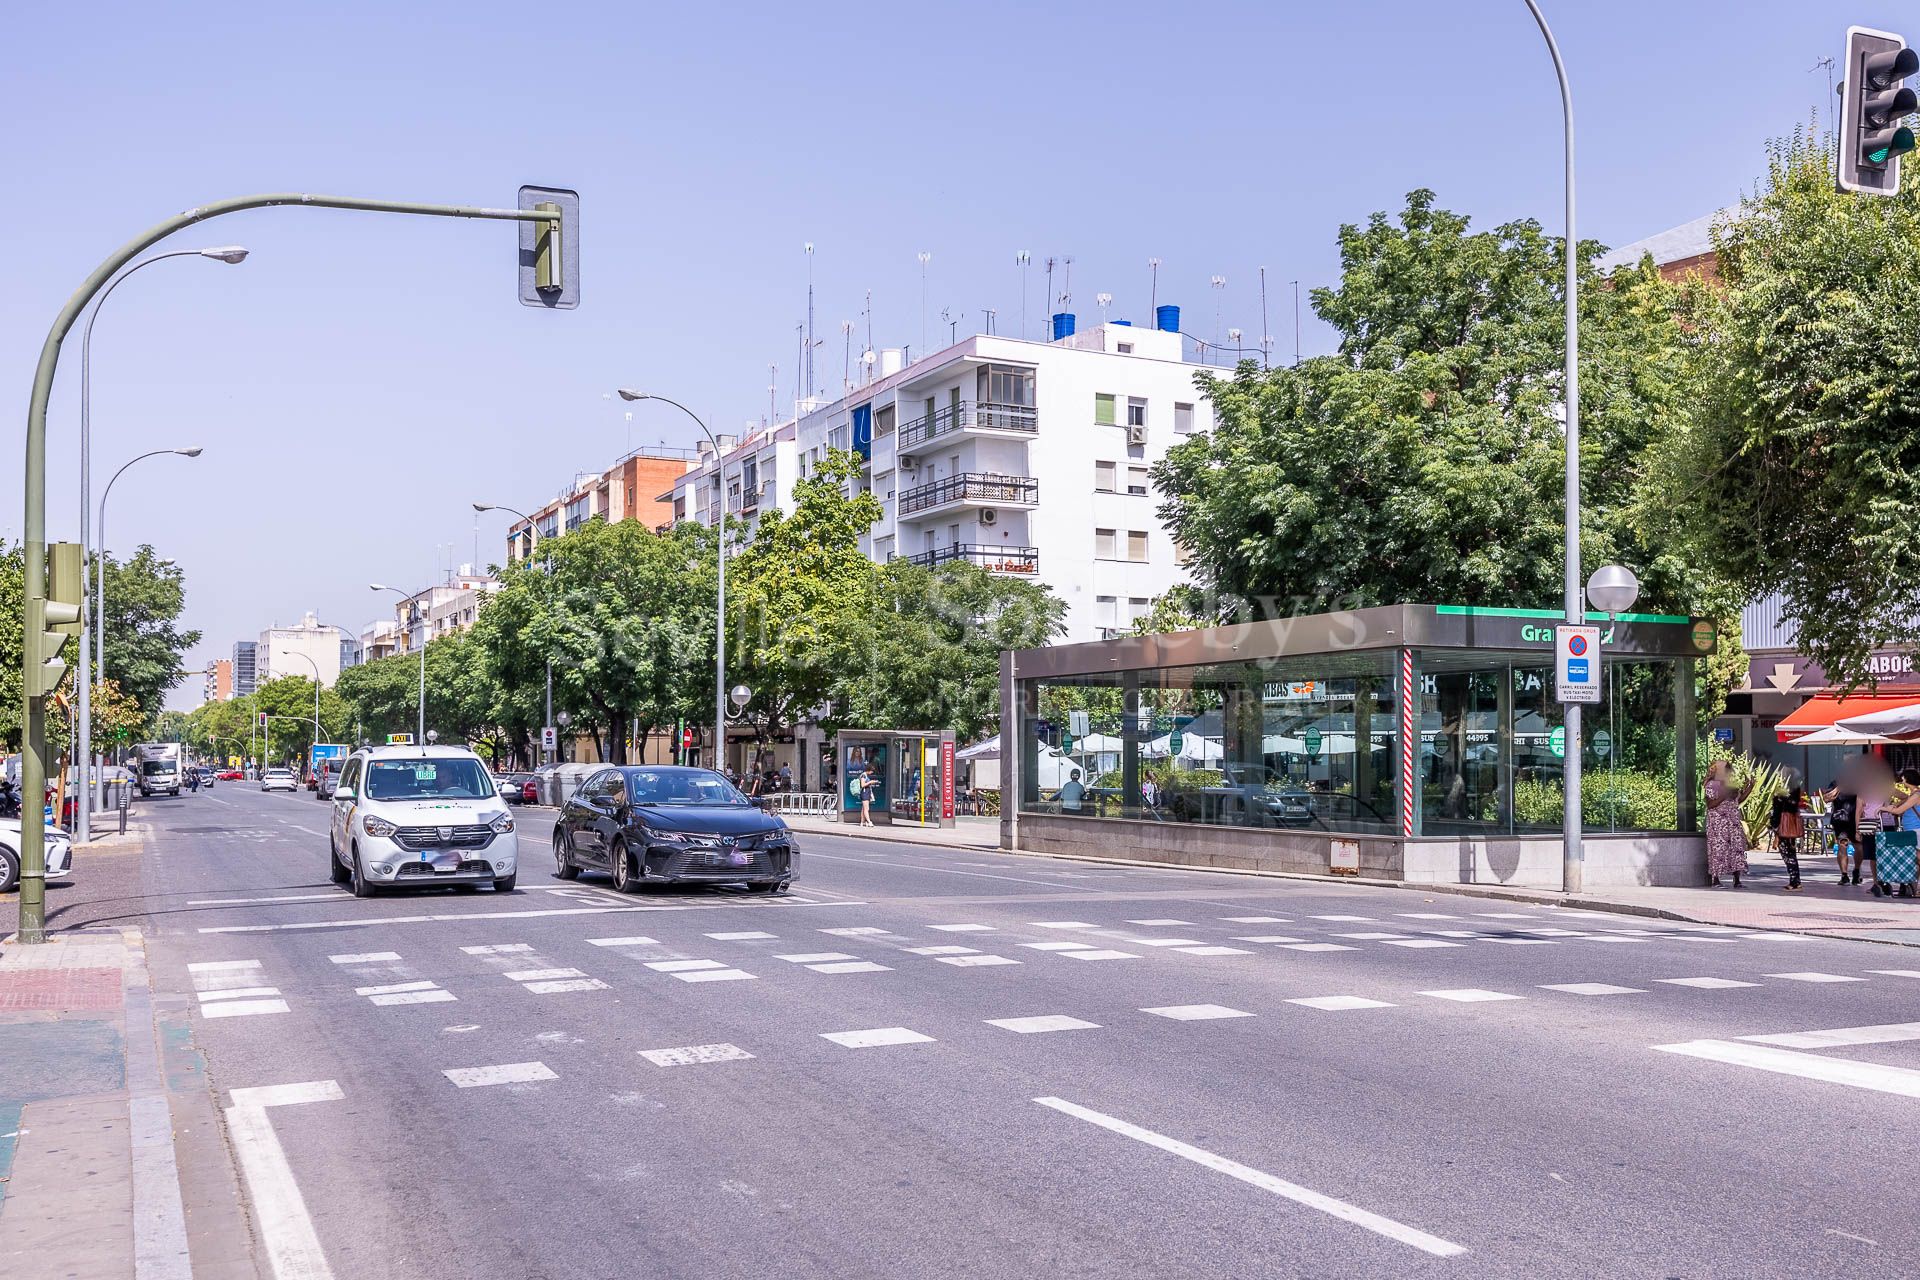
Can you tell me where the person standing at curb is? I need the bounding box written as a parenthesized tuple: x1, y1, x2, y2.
(1822, 781, 1858, 886)
(1769, 780, 1805, 892)
(1704, 759, 1749, 887)
(858, 764, 879, 827)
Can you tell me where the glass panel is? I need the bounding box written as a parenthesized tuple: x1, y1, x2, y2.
(1094, 393, 1116, 425)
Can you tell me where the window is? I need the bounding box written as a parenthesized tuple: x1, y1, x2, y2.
(1094, 461, 1117, 492)
(1096, 596, 1119, 627)
(1095, 528, 1118, 559)
(365, 758, 493, 801)
(1126, 466, 1150, 496)
(1117, 341, 1134, 354)
(874, 406, 895, 436)
(1128, 597, 1151, 623)
(1127, 397, 1147, 428)
(949, 387, 961, 420)
(1094, 393, 1116, 426)
(977, 365, 1035, 407)
(1127, 530, 1149, 562)
(1175, 402, 1195, 434)
(1173, 540, 1191, 566)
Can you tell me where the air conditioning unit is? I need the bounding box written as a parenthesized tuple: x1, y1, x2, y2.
(899, 454, 918, 471)
(1127, 424, 1148, 445)
(979, 508, 998, 526)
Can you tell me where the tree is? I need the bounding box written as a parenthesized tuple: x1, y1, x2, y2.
(1668, 127, 1920, 689)
(335, 653, 423, 745)
(1153, 189, 1729, 626)
(254, 675, 350, 762)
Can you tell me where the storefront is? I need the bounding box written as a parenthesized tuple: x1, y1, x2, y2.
(1001, 604, 1712, 888)
(833, 729, 957, 827)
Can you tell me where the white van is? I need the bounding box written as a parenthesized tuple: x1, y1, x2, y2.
(327, 745, 517, 897)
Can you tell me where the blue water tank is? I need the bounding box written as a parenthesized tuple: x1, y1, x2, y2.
(1052, 312, 1076, 340)
(1111, 319, 1133, 327)
(1156, 304, 1181, 333)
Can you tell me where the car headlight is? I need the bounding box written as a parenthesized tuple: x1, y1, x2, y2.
(489, 812, 515, 834)
(362, 815, 397, 839)
(650, 830, 708, 845)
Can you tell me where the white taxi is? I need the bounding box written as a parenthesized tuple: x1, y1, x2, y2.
(327, 745, 517, 897)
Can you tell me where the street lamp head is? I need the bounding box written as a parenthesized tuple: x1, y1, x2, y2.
(369, 583, 390, 593)
(200, 246, 250, 264)
(730, 684, 752, 710)
(1586, 564, 1641, 617)
(176, 447, 204, 458)
(616, 388, 648, 402)
(472, 502, 493, 513)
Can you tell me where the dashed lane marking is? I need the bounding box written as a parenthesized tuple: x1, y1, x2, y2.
(1382, 940, 1464, 949)
(1221, 916, 1288, 923)
(1126, 919, 1194, 926)
(1031, 921, 1100, 930)
(1654, 1040, 1920, 1098)
(1767, 972, 1866, 984)
(1232, 936, 1306, 944)
(330, 951, 401, 965)
(357, 981, 458, 1006)
(1310, 915, 1377, 922)
(442, 1062, 557, 1088)
(1418, 989, 1523, 1003)
(929, 924, 996, 933)
(1741, 1022, 1920, 1050)
(640, 1043, 754, 1067)
(586, 936, 661, 947)
(1142, 1004, 1254, 1021)
(464, 944, 534, 955)
(1279, 943, 1357, 953)
(1123, 937, 1204, 947)
(938, 955, 1021, 967)
(1868, 970, 1920, 979)
(1021, 941, 1092, 952)
(1033, 1097, 1466, 1259)
(819, 926, 891, 937)
(905, 946, 978, 956)
(809, 961, 892, 974)
(1541, 983, 1644, 996)
(1171, 946, 1252, 957)
(1333, 932, 1409, 941)
(776, 952, 856, 964)
(1287, 996, 1395, 1011)
(987, 1015, 1100, 1034)
(821, 1027, 935, 1049)
(706, 931, 777, 941)
(1658, 977, 1759, 990)
(1062, 949, 1142, 961)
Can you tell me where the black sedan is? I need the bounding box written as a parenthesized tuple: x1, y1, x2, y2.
(553, 766, 794, 893)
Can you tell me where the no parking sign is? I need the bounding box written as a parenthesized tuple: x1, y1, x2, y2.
(1555, 625, 1600, 704)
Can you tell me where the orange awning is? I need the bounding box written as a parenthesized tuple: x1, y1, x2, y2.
(1776, 693, 1920, 741)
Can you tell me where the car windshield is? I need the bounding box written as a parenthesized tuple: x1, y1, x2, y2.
(624, 769, 749, 807)
(364, 758, 495, 801)
(141, 761, 173, 775)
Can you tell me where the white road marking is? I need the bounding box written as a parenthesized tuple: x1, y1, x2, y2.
(1033, 1097, 1466, 1258)
(929, 924, 996, 932)
(355, 981, 436, 996)
(1520, 928, 1589, 938)
(189, 892, 345, 906)
(1428, 931, 1486, 938)
(1142, 1004, 1254, 1021)
(525, 978, 611, 994)
(1233, 935, 1306, 944)
(330, 951, 401, 964)
(1741, 1022, 1920, 1050)
(199, 904, 669, 934)
(821, 1027, 935, 1049)
(820, 926, 891, 937)
(1280, 943, 1358, 953)
(188, 960, 262, 972)
(1654, 1040, 1920, 1097)
(1021, 941, 1092, 951)
(674, 969, 755, 983)
(586, 936, 661, 947)
(809, 961, 892, 974)
(1477, 913, 1539, 920)
(225, 1081, 344, 1280)
(1398, 913, 1460, 920)
(1659, 977, 1759, 990)
(777, 952, 856, 963)
(1126, 918, 1193, 926)
(1383, 940, 1464, 949)
(289, 825, 325, 837)
(1334, 932, 1410, 941)
(505, 967, 588, 981)
(1311, 915, 1377, 922)
(1483, 938, 1558, 946)
(1868, 969, 1920, 978)
(200, 998, 290, 1018)
(641, 1043, 754, 1067)
(370, 987, 458, 1005)
(645, 960, 724, 973)
(1172, 946, 1253, 957)
(442, 1062, 557, 1088)
(905, 945, 978, 955)
(1221, 915, 1288, 923)
(1062, 949, 1140, 961)
(1582, 935, 1645, 943)
(1032, 921, 1100, 930)
(1288, 996, 1395, 1011)
(1767, 972, 1865, 983)
(197, 986, 281, 1001)
(1124, 937, 1205, 947)
(938, 954, 1021, 967)
(1419, 989, 1523, 1003)
(988, 1015, 1100, 1034)
(1541, 983, 1644, 996)
(1739, 933, 1806, 941)
(465, 944, 535, 955)
(706, 931, 777, 941)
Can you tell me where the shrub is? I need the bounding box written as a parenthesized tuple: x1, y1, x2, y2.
(1512, 769, 1677, 831)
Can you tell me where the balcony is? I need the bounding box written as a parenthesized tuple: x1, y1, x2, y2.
(898, 400, 1037, 451)
(903, 543, 1039, 575)
(898, 472, 1039, 518)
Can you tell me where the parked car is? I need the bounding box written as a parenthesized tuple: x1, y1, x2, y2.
(327, 745, 517, 897)
(192, 766, 216, 789)
(260, 768, 298, 793)
(217, 768, 244, 781)
(316, 758, 348, 801)
(553, 765, 793, 894)
(0, 816, 72, 894)
(496, 772, 538, 805)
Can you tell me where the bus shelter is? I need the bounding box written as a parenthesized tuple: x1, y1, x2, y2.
(1001, 604, 1712, 889)
(834, 729, 957, 828)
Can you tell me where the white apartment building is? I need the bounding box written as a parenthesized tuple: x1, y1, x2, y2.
(663, 320, 1219, 642)
(390, 570, 503, 653)
(257, 613, 349, 688)
(360, 618, 401, 663)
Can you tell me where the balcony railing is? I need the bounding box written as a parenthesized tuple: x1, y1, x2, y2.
(898, 472, 1039, 516)
(903, 543, 1039, 574)
(898, 400, 1038, 451)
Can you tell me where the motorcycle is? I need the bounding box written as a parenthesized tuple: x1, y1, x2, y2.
(0, 778, 22, 820)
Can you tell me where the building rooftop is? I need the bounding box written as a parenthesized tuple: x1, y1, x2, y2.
(1595, 207, 1734, 272)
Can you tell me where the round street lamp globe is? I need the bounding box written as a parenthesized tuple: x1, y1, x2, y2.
(730, 685, 752, 710)
(1586, 564, 1641, 617)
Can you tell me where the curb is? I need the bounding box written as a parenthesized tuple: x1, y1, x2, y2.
(798, 822, 1920, 950)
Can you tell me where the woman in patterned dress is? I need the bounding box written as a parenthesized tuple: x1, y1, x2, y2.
(1704, 759, 1750, 887)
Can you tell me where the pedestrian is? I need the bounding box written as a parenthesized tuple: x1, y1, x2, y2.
(1703, 759, 1749, 887)
(1822, 781, 1858, 884)
(1058, 768, 1086, 814)
(858, 765, 879, 826)
(1769, 779, 1806, 892)
(1875, 768, 1920, 897)
(1142, 777, 1160, 809)
(778, 763, 793, 792)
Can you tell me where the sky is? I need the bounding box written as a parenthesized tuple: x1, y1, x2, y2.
(0, 0, 1890, 710)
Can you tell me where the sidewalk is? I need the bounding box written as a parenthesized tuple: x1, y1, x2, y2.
(790, 817, 1920, 948)
(1, 926, 256, 1277)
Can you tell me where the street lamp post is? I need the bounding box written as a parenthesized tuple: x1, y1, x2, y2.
(76, 247, 246, 838)
(473, 502, 552, 764)
(1523, 0, 1584, 893)
(618, 389, 727, 773)
(370, 584, 427, 743)
(93, 446, 203, 827)
(276, 650, 324, 752)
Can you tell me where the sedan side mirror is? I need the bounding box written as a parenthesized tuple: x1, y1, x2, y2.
(333, 786, 355, 803)
(749, 794, 774, 811)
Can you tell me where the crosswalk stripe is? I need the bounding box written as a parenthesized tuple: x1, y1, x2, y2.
(1741, 1022, 1920, 1049)
(1654, 1040, 1920, 1097)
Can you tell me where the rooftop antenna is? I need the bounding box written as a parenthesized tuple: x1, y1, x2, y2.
(1809, 54, 1836, 130)
(1016, 251, 1031, 338)
(625, 409, 634, 453)
(942, 307, 959, 345)
(1210, 275, 1227, 364)
(795, 323, 804, 408)
(983, 307, 997, 336)
(841, 320, 853, 393)
(863, 288, 873, 358)
(1148, 257, 1161, 313)
(1096, 292, 1113, 326)
(1044, 257, 1056, 322)
(1259, 266, 1271, 369)
(917, 251, 931, 359)
(1291, 279, 1302, 366)
(768, 364, 776, 428)
(804, 242, 816, 398)
(1061, 256, 1074, 310)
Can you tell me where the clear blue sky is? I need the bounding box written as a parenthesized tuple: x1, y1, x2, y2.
(0, 0, 1887, 709)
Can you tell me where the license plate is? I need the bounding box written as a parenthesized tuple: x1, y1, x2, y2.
(432, 853, 461, 871)
(729, 851, 749, 867)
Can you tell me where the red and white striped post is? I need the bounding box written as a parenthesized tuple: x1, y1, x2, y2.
(1399, 649, 1416, 838)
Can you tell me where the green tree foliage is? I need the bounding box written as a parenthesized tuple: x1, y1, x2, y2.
(335, 651, 426, 745)
(1153, 189, 1728, 625)
(1666, 128, 1920, 689)
(254, 675, 351, 762)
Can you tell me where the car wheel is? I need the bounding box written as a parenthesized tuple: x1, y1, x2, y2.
(611, 840, 640, 894)
(349, 847, 377, 899)
(0, 845, 19, 895)
(554, 829, 580, 880)
(493, 872, 517, 892)
(750, 881, 781, 895)
(329, 836, 350, 886)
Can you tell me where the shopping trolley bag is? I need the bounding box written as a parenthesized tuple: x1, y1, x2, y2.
(1876, 830, 1918, 893)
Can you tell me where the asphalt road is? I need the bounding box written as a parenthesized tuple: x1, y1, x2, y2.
(88, 784, 1920, 1278)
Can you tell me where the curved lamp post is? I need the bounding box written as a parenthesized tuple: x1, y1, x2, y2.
(474, 501, 553, 763)
(618, 389, 728, 772)
(76, 247, 245, 835)
(276, 649, 325, 752)
(370, 584, 428, 743)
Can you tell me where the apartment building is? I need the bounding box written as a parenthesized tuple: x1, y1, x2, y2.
(231, 641, 257, 697)
(503, 446, 700, 563)
(663, 317, 1218, 642)
(389, 571, 502, 652)
(360, 619, 401, 663)
(258, 613, 350, 687)
(204, 659, 233, 703)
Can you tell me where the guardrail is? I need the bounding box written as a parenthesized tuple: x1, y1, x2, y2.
(768, 791, 837, 816)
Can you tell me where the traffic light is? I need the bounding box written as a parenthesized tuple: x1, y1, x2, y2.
(1840, 26, 1919, 196)
(31, 542, 84, 696)
(517, 185, 580, 309)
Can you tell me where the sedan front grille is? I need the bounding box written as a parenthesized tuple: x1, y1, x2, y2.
(392, 824, 495, 852)
(656, 842, 789, 878)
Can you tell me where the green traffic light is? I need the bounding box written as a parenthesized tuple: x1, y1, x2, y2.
(1869, 125, 1918, 165)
